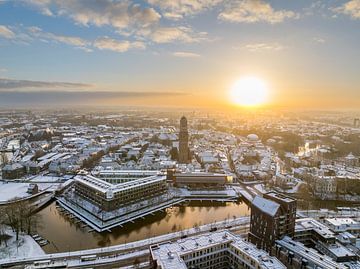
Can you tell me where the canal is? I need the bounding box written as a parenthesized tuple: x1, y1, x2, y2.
(34, 195, 357, 254)
(36, 200, 250, 253)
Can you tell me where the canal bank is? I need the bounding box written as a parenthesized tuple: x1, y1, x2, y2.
(35, 200, 250, 253)
(32, 193, 360, 254)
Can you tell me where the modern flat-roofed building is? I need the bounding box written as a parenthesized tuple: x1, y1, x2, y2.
(293, 218, 357, 263)
(325, 218, 360, 234)
(74, 173, 167, 211)
(273, 236, 348, 269)
(172, 172, 232, 186)
(294, 218, 336, 246)
(93, 170, 161, 184)
(150, 231, 286, 269)
(249, 191, 297, 252)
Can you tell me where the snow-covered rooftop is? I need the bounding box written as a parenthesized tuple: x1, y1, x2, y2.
(252, 195, 280, 216)
(151, 231, 285, 269)
(75, 173, 166, 195)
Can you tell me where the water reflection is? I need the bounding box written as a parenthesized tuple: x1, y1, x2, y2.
(34, 195, 357, 253)
(36, 200, 250, 253)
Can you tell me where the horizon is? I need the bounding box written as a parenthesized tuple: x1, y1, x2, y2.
(0, 0, 359, 109)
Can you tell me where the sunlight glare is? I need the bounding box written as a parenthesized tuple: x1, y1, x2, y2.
(230, 76, 268, 107)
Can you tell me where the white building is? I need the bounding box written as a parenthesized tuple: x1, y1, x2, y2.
(275, 236, 348, 269)
(325, 218, 360, 234)
(150, 231, 286, 269)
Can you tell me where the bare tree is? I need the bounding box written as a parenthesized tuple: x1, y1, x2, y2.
(2, 198, 40, 241)
(0, 206, 10, 247)
(133, 257, 140, 269)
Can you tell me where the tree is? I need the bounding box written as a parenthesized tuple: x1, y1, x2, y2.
(3, 200, 23, 241)
(133, 257, 140, 269)
(2, 199, 39, 241)
(129, 155, 138, 162)
(0, 207, 10, 247)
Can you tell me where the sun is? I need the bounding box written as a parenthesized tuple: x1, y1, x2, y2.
(230, 76, 268, 107)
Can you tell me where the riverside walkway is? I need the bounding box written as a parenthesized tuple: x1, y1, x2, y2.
(0, 216, 250, 269)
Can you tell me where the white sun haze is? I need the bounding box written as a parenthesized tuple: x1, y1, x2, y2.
(230, 76, 268, 107)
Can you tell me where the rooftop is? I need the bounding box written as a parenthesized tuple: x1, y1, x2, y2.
(295, 218, 335, 239)
(151, 231, 285, 269)
(75, 173, 166, 195)
(252, 195, 280, 217)
(264, 191, 296, 203)
(325, 218, 359, 227)
(276, 236, 347, 269)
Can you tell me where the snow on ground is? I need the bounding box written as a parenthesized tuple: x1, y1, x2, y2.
(30, 175, 68, 183)
(0, 182, 59, 203)
(0, 182, 30, 202)
(254, 184, 268, 194)
(0, 227, 45, 260)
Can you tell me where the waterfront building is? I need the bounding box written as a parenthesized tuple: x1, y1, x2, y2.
(315, 176, 337, 195)
(172, 172, 232, 187)
(249, 191, 297, 252)
(178, 116, 190, 164)
(150, 231, 286, 269)
(74, 172, 167, 211)
(93, 170, 161, 184)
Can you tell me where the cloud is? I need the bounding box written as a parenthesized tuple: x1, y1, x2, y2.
(25, 0, 54, 16)
(332, 0, 360, 19)
(28, 26, 89, 47)
(0, 25, 15, 39)
(0, 78, 91, 89)
(0, 26, 32, 44)
(147, 0, 223, 20)
(313, 37, 325, 44)
(28, 26, 145, 53)
(2, 25, 147, 53)
(0, 91, 189, 107)
(144, 26, 208, 43)
(0, 68, 7, 72)
(26, 0, 161, 30)
(236, 42, 285, 52)
(303, 1, 329, 17)
(23, 0, 206, 46)
(218, 0, 298, 24)
(93, 37, 145, 52)
(172, 51, 201, 57)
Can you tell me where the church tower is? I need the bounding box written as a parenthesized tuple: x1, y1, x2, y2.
(178, 116, 189, 163)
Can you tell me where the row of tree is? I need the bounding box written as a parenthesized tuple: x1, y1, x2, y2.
(0, 198, 40, 247)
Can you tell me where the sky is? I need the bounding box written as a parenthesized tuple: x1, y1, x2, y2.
(0, 0, 359, 109)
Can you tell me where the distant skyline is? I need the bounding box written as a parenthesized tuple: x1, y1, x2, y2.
(0, 0, 359, 109)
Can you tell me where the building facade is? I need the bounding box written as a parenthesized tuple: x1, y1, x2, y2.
(2, 163, 26, 179)
(172, 172, 232, 187)
(74, 173, 167, 211)
(150, 231, 286, 269)
(178, 116, 190, 164)
(249, 191, 297, 252)
(273, 236, 348, 269)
